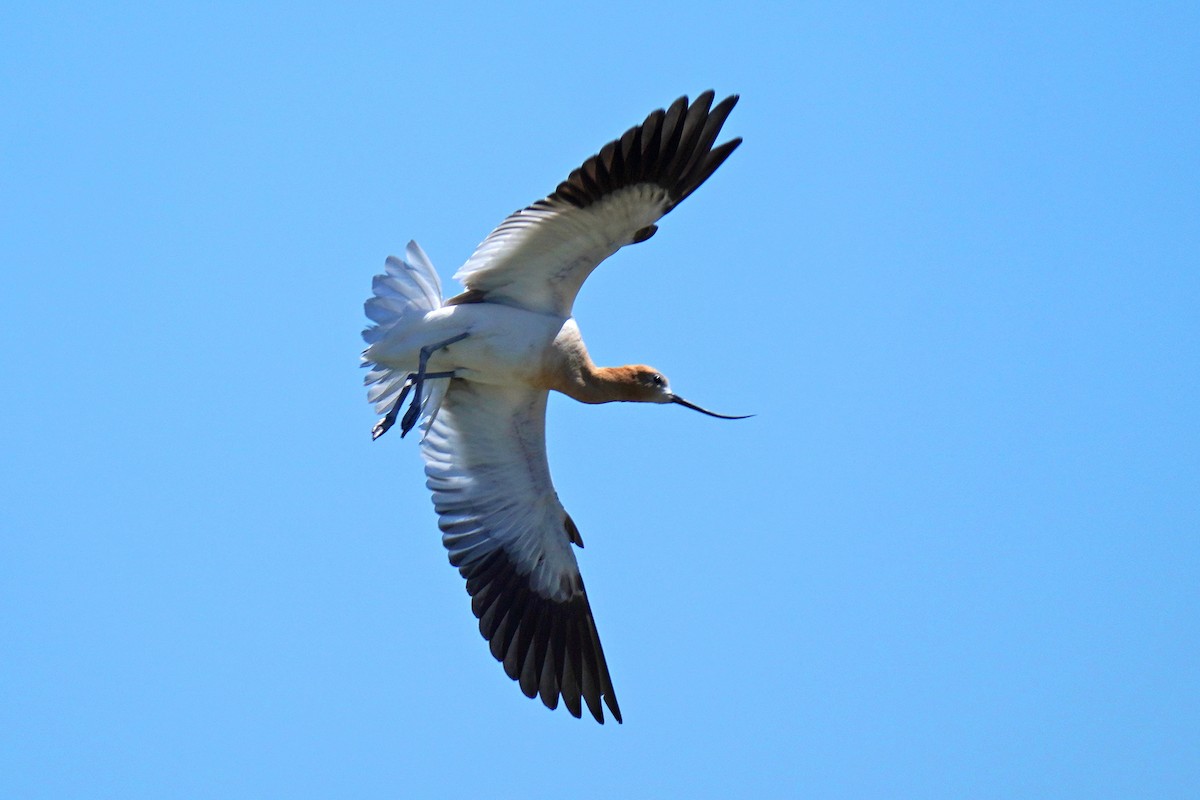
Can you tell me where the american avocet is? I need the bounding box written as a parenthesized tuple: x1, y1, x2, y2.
(362, 91, 745, 724)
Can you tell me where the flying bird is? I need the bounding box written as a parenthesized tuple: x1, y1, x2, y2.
(361, 91, 745, 723)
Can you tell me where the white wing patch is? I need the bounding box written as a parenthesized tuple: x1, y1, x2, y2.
(453, 185, 669, 316)
(422, 382, 581, 600)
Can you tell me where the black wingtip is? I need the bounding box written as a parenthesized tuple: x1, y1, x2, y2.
(458, 548, 622, 725)
(607, 696, 624, 724)
(547, 91, 742, 213)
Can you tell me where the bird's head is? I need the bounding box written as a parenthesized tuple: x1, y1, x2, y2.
(619, 365, 752, 420)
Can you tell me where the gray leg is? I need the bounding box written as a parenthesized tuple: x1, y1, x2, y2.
(373, 371, 456, 440)
(401, 333, 469, 436)
(372, 331, 470, 440)
(372, 378, 414, 440)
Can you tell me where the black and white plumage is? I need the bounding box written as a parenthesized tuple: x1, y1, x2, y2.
(452, 91, 741, 316)
(362, 91, 743, 723)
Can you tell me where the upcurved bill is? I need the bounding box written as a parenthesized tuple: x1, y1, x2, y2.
(670, 395, 753, 420)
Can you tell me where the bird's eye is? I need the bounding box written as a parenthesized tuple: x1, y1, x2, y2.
(651, 373, 666, 387)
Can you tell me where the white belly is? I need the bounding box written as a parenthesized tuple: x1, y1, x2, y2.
(367, 302, 569, 387)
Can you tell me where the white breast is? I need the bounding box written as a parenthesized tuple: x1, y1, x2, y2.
(421, 304, 570, 387)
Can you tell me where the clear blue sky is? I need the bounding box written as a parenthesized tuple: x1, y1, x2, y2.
(3, 2, 1197, 797)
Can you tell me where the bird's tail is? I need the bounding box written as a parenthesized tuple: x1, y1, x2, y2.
(361, 240, 445, 418)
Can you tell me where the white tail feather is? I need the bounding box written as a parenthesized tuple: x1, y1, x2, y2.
(361, 241, 446, 421)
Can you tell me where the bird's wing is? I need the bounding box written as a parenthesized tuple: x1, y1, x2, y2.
(452, 91, 741, 316)
(420, 379, 622, 723)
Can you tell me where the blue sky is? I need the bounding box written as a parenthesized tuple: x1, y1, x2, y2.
(2, 2, 1197, 797)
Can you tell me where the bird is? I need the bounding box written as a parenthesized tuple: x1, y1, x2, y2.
(361, 91, 746, 724)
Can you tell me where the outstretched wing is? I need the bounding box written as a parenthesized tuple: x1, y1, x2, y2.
(453, 91, 741, 316)
(420, 380, 622, 723)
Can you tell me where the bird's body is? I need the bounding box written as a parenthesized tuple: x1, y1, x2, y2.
(367, 301, 572, 390)
(362, 91, 744, 724)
